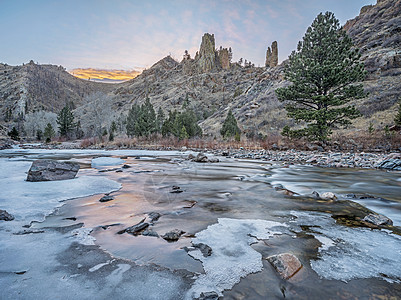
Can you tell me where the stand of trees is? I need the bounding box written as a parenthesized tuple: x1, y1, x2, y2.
(126, 98, 202, 139)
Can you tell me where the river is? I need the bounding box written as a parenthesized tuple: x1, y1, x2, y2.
(0, 148, 400, 299)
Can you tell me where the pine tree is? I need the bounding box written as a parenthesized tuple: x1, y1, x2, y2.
(44, 122, 55, 143)
(57, 105, 76, 138)
(156, 107, 165, 133)
(8, 127, 19, 140)
(220, 110, 241, 139)
(275, 12, 366, 141)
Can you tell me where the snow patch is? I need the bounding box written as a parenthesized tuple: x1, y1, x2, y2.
(290, 211, 401, 283)
(186, 218, 286, 299)
(91, 156, 125, 167)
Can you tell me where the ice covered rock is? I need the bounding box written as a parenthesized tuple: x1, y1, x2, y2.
(0, 209, 14, 221)
(320, 192, 337, 200)
(266, 253, 302, 279)
(362, 213, 393, 226)
(26, 160, 79, 182)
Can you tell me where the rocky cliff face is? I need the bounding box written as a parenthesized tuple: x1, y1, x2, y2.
(265, 41, 278, 68)
(343, 0, 401, 126)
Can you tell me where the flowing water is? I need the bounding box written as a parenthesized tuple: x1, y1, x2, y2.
(1, 148, 400, 299)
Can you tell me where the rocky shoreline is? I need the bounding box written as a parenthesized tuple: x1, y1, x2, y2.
(1, 140, 400, 171)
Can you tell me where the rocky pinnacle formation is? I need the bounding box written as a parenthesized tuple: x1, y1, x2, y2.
(196, 33, 217, 72)
(265, 41, 278, 68)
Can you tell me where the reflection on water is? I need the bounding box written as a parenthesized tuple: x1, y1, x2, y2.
(2, 149, 401, 299)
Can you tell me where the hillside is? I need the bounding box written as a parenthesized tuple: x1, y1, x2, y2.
(0, 61, 116, 134)
(1, 0, 399, 140)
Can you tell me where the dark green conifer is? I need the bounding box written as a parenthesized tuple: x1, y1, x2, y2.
(275, 12, 366, 141)
(220, 110, 241, 139)
(44, 123, 55, 143)
(57, 105, 76, 138)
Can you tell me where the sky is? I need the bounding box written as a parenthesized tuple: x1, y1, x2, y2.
(0, 0, 376, 71)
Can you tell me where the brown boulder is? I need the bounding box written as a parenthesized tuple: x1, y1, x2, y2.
(266, 253, 302, 280)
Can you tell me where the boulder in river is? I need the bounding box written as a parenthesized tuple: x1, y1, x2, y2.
(162, 229, 185, 241)
(26, 160, 80, 182)
(363, 213, 393, 226)
(0, 209, 14, 221)
(266, 253, 302, 280)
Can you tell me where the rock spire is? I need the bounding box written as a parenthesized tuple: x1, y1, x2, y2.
(265, 41, 278, 68)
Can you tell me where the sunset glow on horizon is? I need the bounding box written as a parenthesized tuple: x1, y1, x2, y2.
(69, 68, 141, 82)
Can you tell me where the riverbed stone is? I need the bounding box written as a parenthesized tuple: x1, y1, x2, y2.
(27, 160, 80, 182)
(193, 243, 213, 257)
(0, 209, 14, 221)
(266, 253, 302, 280)
(162, 229, 185, 241)
(99, 195, 114, 202)
(363, 213, 393, 226)
(118, 222, 149, 235)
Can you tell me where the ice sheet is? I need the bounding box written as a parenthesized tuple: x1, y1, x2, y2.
(186, 218, 286, 298)
(91, 156, 125, 167)
(290, 211, 401, 282)
(0, 158, 121, 222)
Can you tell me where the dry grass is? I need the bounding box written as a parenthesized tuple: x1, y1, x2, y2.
(76, 129, 401, 153)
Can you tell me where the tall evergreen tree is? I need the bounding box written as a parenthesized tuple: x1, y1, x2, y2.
(161, 109, 202, 138)
(220, 110, 241, 138)
(44, 122, 55, 143)
(126, 98, 157, 137)
(275, 12, 366, 141)
(156, 107, 165, 133)
(57, 105, 76, 138)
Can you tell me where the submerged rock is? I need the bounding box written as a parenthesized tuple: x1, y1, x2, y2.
(147, 212, 161, 222)
(162, 229, 185, 241)
(118, 221, 149, 235)
(0, 209, 14, 221)
(26, 160, 80, 182)
(266, 253, 302, 280)
(99, 195, 114, 202)
(142, 229, 159, 237)
(363, 213, 393, 226)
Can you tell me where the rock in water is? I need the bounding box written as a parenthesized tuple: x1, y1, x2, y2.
(363, 213, 393, 226)
(267, 253, 302, 280)
(118, 222, 149, 235)
(320, 192, 337, 200)
(26, 160, 80, 182)
(0, 209, 14, 221)
(162, 229, 185, 241)
(99, 195, 114, 202)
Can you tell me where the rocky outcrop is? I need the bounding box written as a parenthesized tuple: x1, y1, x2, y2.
(196, 33, 218, 72)
(217, 47, 230, 70)
(26, 160, 80, 182)
(265, 41, 278, 68)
